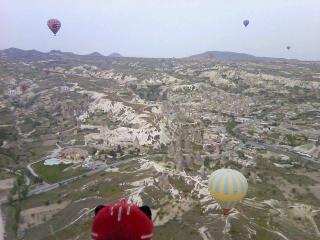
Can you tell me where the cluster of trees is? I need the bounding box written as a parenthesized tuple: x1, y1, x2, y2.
(108, 145, 124, 158)
(135, 85, 164, 101)
(128, 148, 140, 156)
(96, 145, 128, 159)
(284, 134, 308, 146)
(285, 134, 297, 146)
(0, 127, 17, 142)
(7, 174, 29, 234)
(236, 150, 246, 159)
(201, 118, 212, 127)
(226, 119, 237, 134)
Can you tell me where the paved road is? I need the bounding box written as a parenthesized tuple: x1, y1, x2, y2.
(26, 160, 42, 178)
(233, 122, 320, 166)
(0, 154, 162, 240)
(26, 157, 138, 197)
(0, 157, 138, 205)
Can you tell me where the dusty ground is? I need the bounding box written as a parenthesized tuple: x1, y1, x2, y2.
(294, 169, 320, 200)
(19, 201, 70, 231)
(294, 169, 320, 182)
(268, 176, 312, 201)
(43, 140, 58, 146)
(0, 178, 15, 199)
(0, 178, 15, 191)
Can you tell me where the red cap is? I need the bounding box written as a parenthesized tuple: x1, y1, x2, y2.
(91, 199, 153, 240)
(223, 208, 231, 215)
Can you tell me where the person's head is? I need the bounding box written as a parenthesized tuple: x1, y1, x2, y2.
(92, 199, 153, 240)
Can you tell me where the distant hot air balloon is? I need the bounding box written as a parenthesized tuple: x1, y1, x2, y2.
(47, 19, 61, 35)
(19, 81, 29, 92)
(208, 168, 248, 215)
(60, 85, 69, 93)
(287, 46, 291, 50)
(243, 20, 250, 27)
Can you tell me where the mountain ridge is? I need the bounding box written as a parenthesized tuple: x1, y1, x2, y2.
(185, 50, 299, 62)
(0, 48, 302, 62)
(108, 52, 122, 58)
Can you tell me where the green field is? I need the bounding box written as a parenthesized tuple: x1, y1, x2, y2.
(32, 162, 87, 183)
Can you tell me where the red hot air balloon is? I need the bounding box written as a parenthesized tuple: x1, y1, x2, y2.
(47, 19, 61, 35)
(243, 19, 250, 27)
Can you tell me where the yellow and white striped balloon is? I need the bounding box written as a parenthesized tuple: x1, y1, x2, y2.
(208, 168, 248, 214)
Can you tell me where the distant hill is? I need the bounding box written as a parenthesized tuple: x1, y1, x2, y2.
(0, 48, 111, 63)
(187, 51, 259, 61)
(108, 52, 122, 58)
(0, 48, 79, 62)
(87, 52, 105, 57)
(0, 48, 300, 63)
(0, 48, 49, 61)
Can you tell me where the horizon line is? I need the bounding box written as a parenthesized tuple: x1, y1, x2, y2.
(1, 47, 319, 62)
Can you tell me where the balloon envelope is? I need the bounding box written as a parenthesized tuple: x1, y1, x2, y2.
(19, 81, 29, 92)
(208, 169, 248, 214)
(287, 46, 291, 50)
(47, 19, 61, 35)
(243, 20, 250, 27)
(60, 86, 69, 93)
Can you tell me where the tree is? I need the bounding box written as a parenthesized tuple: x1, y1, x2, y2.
(236, 150, 246, 159)
(226, 119, 237, 134)
(160, 143, 166, 150)
(16, 174, 24, 187)
(136, 148, 140, 156)
(117, 145, 124, 155)
(109, 150, 116, 158)
(21, 185, 29, 199)
(204, 156, 211, 168)
(88, 147, 97, 155)
(34, 176, 43, 184)
(7, 191, 14, 206)
(285, 134, 297, 146)
(14, 205, 21, 222)
(12, 223, 18, 234)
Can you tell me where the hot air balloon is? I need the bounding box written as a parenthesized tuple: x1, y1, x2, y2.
(208, 168, 248, 215)
(19, 81, 29, 92)
(60, 85, 69, 93)
(243, 20, 250, 27)
(47, 19, 61, 35)
(287, 46, 291, 50)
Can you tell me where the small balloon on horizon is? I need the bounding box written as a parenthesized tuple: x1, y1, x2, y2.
(243, 19, 250, 27)
(19, 81, 29, 92)
(47, 19, 61, 36)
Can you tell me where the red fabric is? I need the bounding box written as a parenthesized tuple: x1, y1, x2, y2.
(91, 199, 153, 240)
(47, 19, 61, 34)
(223, 208, 231, 215)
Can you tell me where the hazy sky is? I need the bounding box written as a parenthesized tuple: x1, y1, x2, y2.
(1, 0, 320, 60)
